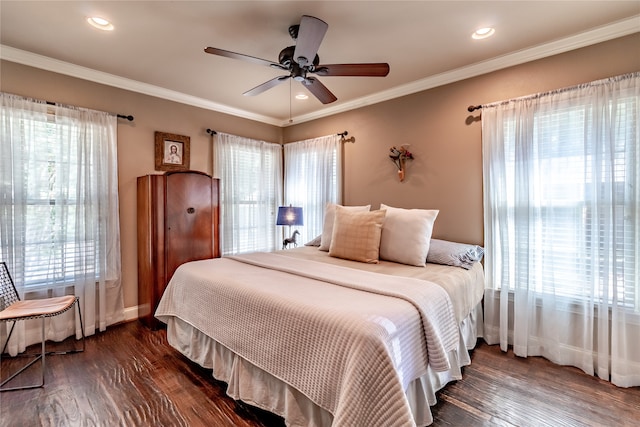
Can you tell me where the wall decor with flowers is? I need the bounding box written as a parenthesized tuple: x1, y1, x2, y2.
(389, 145, 414, 181)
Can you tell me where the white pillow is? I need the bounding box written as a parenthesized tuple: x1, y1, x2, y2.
(304, 235, 322, 247)
(379, 204, 439, 267)
(319, 203, 371, 251)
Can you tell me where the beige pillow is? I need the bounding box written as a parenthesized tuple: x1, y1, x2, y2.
(319, 203, 371, 251)
(379, 204, 439, 267)
(329, 206, 386, 263)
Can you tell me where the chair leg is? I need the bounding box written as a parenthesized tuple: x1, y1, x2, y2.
(77, 298, 86, 352)
(1, 321, 17, 355)
(47, 298, 85, 355)
(0, 317, 45, 391)
(0, 298, 85, 391)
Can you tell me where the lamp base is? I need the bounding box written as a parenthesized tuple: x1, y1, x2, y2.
(282, 229, 300, 249)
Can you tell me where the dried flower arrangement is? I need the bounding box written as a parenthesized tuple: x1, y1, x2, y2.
(389, 145, 414, 181)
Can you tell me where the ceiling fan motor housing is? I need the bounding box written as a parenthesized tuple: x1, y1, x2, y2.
(288, 24, 299, 40)
(279, 46, 319, 69)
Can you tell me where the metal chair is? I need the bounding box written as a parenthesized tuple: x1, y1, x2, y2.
(0, 262, 85, 391)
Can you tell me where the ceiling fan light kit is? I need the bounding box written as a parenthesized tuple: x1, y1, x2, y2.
(204, 15, 390, 104)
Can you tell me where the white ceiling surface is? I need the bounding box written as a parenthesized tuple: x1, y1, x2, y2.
(1, 1, 638, 126)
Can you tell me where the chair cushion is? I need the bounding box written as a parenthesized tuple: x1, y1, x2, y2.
(0, 295, 77, 321)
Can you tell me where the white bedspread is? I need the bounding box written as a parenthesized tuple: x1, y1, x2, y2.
(156, 251, 460, 427)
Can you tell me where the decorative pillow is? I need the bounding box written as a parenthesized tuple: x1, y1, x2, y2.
(304, 235, 322, 247)
(328, 206, 386, 263)
(427, 239, 484, 269)
(319, 203, 371, 251)
(378, 203, 439, 267)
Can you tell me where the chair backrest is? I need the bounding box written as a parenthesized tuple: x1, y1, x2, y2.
(0, 262, 20, 311)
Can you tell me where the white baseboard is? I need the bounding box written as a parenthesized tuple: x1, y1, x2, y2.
(123, 305, 140, 322)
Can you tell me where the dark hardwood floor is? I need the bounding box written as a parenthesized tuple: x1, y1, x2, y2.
(1, 320, 638, 427)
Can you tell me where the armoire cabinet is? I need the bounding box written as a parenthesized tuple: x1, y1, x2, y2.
(137, 171, 220, 328)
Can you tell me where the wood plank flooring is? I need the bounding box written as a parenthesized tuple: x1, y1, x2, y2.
(1, 320, 638, 427)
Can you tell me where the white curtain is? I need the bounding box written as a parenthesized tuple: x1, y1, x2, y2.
(284, 134, 342, 243)
(482, 73, 640, 387)
(0, 93, 124, 355)
(213, 132, 283, 255)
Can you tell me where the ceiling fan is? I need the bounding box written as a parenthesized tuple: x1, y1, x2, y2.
(204, 15, 390, 104)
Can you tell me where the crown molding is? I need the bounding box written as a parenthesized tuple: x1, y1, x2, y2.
(2, 15, 638, 128)
(284, 15, 640, 126)
(0, 45, 282, 126)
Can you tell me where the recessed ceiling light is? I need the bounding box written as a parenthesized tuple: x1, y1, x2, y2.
(472, 27, 495, 40)
(87, 17, 114, 31)
(295, 93, 309, 100)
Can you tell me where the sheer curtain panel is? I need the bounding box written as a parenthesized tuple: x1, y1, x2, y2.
(213, 133, 283, 255)
(284, 134, 342, 243)
(0, 93, 124, 355)
(482, 73, 639, 387)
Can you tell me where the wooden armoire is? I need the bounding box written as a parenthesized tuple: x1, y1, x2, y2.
(137, 171, 220, 328)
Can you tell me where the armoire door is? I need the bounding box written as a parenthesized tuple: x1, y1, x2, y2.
(164, 172, 215, 282)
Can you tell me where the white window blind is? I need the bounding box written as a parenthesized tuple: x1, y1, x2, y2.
(20, 116, 94, 288)
(482, 73, 639, 387)
(1, 92, 123, 344)
(499, 95, 638, 308)
(284, 134, 341, 243)
(213, 133, 283, 255)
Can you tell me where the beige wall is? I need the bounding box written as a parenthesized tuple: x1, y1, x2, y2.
(0, 61, 281, 313)
(284, 33, 640, 247)
(1, 33, 638, 317)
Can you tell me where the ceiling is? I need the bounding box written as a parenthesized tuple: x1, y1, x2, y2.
(1, 1, 638, 126)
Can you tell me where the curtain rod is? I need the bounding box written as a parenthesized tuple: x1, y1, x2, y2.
(206, 129, 343, 138)
(338, 130, 355, 143)
(44, 101, 133, 121)
(467, 73, 637, 113)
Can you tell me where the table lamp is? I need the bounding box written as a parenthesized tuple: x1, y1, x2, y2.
(277, 205, 303, 249)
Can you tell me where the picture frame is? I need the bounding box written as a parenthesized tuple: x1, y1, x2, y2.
(155, 131, 190, 171)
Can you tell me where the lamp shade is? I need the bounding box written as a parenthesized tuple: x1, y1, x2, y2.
(276, 206, 303, 226)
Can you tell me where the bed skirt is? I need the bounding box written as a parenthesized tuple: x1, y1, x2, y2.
(163, 302, 483, 427)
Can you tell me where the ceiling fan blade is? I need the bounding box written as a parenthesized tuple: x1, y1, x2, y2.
(243, 76, 290, 97)
(313, 63, 390, 77)
(301, 77, 337, 104)
(205, 47, 284, 69)
(293, 15, 328, 67)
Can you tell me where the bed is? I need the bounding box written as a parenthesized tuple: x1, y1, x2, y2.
(155, 204, 485, 427)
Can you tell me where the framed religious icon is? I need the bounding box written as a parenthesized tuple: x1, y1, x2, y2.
(155, 131, 190, 171)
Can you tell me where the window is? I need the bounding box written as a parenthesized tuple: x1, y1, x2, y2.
(284, 134, 342, 243)
(1, 92, 122, 344)
(214, 133, 283, 255)
(213, 133, 340, 254)
(0, 93, 121, 295)
(482, 73, 639, 387)
(498, 95, 638, 309)
(21, 116, 96, 288)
